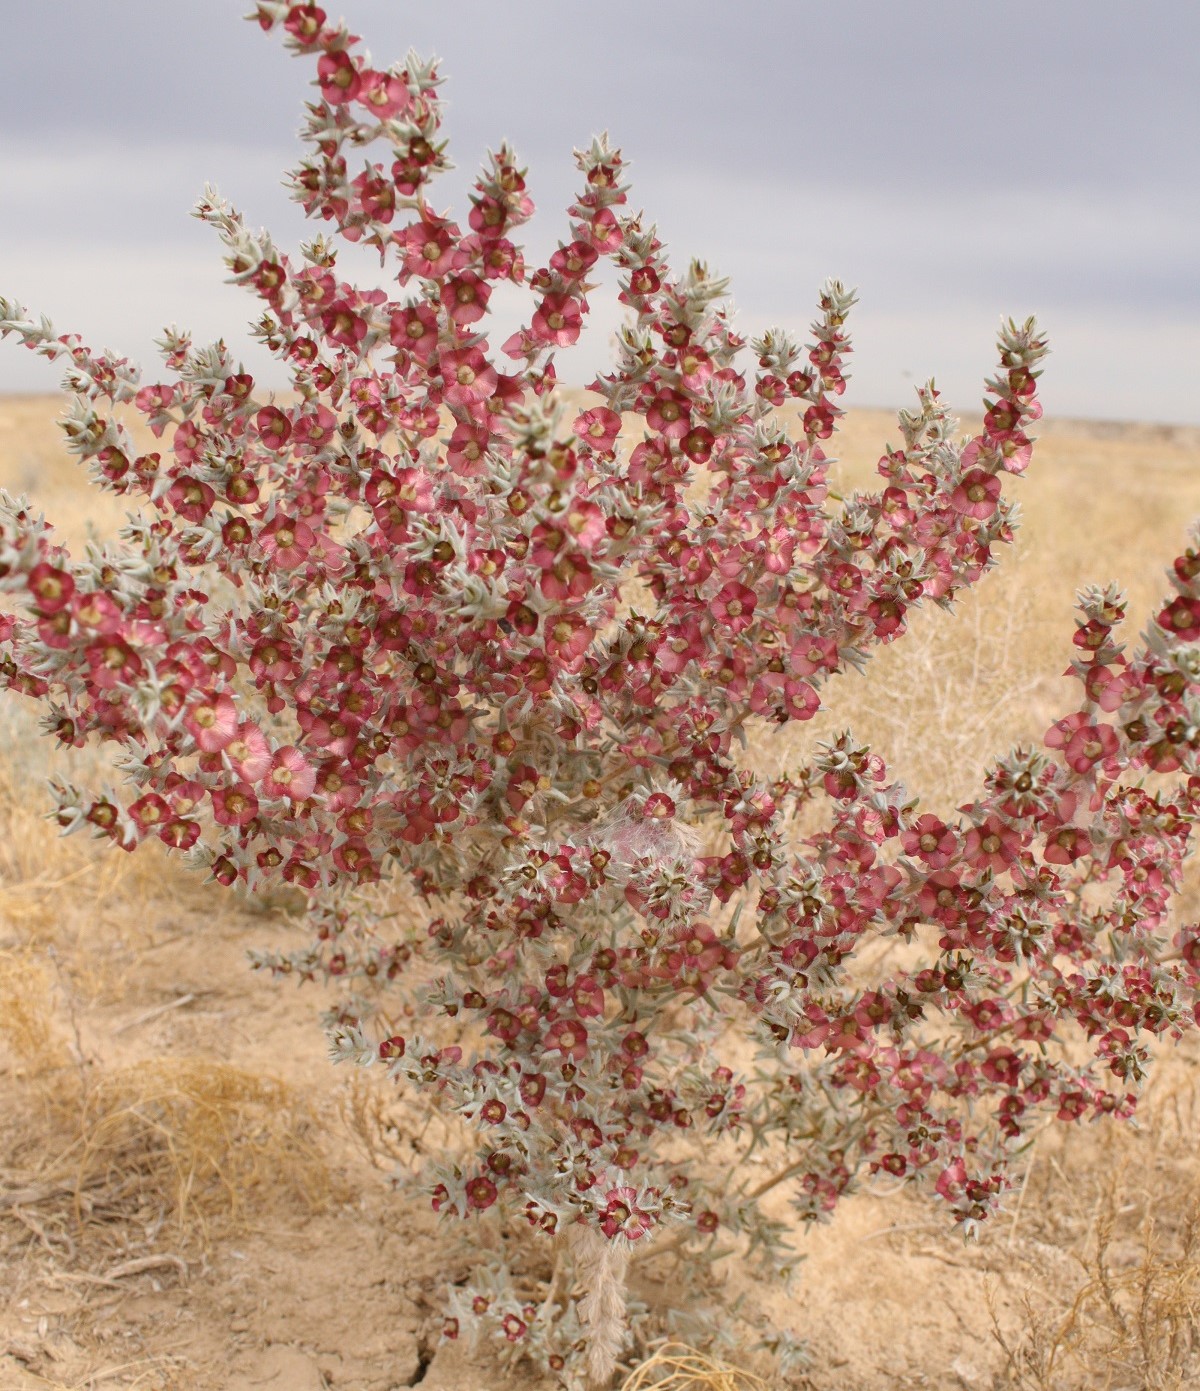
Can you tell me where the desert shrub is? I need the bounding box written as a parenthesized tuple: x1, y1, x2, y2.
(3, 5, 1200, 1385)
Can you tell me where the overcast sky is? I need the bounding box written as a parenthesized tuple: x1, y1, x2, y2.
(2, 1, 1198, 423)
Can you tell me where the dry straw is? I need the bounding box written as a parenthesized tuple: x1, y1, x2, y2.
(2, 1057, 331, 1265)
(0, 944, 70, 1075)
(72, 1058, 332, 1236)
(619, 1342, 770, 1391)
(988, 1071, 1200, 1390)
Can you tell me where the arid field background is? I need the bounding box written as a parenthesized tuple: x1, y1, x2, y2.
(3, 392, 1200, 1390)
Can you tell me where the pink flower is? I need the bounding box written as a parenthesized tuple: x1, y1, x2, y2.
(678, 345, 713, 391)
(935, 1157, 968, 1202)
(500, 1313, 526, 1342)
(281, 5, 327, 45)
(540, 553, 593, 603)
(126, 794, 170, 833)
(1083, 663, 1135, 712)
(1061, 723, 1119, 774)
(160, 819, 202, 851)
(782, 678, 820, 722)
(398, 217, 462, 279)
(981, 1049, 1022, 1088)
(446, 420, 491, 476)
(963, 814, 1021, 875)
(655, 617, 705, 676)
(388, 302, 438, 358)
(625, 265, 660, 299)
(997, 433, 1033, 474)
(1043, 825, 1089, 865)
(582, 206, 622, 251)
(1158, 596, 1200, 641)
(294, 403, 337, 449)
(984, 398, 1022, 437)
(262, 746, 316, 801)
(711, 582, 757, 633)
(546, 612, 592, 664)
(84, 637, 143, 691)
(473, 235, 523, 280)
(322, 299, 368, 348)
(646, 389, 691, 439)
(211, 783, 260, 828)
(803, 401, 835, 438)
(332, 838, 377, 877)
(72, 587, 123, 637)
(358, 69, 411, 120)
(465, 1175, 497, 1211)
(352, 169, 396, 225)
(248, 637, 299, 685)
(544, 1018, 588, 1062)
(562, 498, 606, 550)
(680, 426, 715, 463)
(532, 293, 583, 346)
(256, 406, 292, 450)
(439, 347, 498, 406)
(789, 635, 839, 678)
(440, 272, 490, 326)
(258, 514, 316, 569)
(166, 475, 215, 523)
(225, 721, 272, 784)
(916, 870, 964, 921)
(317, 49, 362, 105)
(134, 383, 174, 415)
(902, 814, 957, 869)
(27, 563, 74, 615)
(950, 468, 1001, 519)
(183, 691, 239, 752)
(599, 1187, 653, 1240)
(549, 239, 597, 281)
(760, 526, 795, 576)
(391, 466, 436, 512)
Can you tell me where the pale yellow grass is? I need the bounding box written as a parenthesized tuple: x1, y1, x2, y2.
(620, 1343, 770, 1390)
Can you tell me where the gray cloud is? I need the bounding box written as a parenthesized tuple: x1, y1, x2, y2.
(2, 1, 1197, 421)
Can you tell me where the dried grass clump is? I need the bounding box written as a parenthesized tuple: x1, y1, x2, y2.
(993, 1192, 1200, 1390)
(341, 1071, 431, 1170)
(71, 1059, 332, 1236)
(619, 1342, 769, 1391)
(992, 1072, 1200, 1391)
(2, 1057, 332, 1278)
(0, 945, 70, 1075)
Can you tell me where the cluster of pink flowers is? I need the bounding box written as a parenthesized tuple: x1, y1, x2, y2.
(3, 3, 1199, 1379)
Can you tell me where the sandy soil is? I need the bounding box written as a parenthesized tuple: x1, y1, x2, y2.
(3, 394, 1200, 1390)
